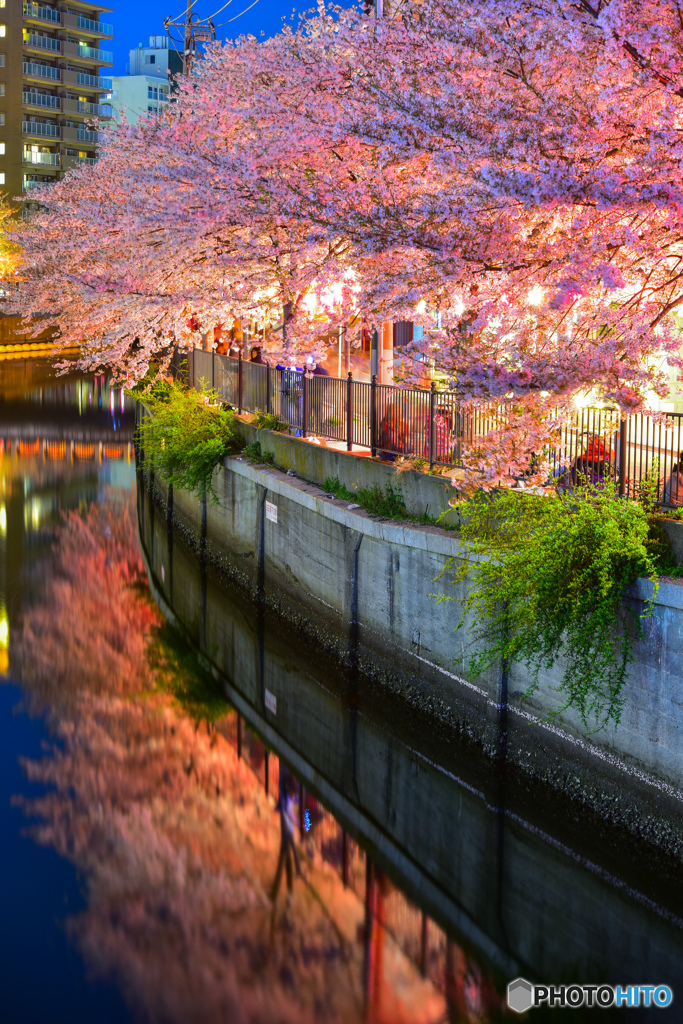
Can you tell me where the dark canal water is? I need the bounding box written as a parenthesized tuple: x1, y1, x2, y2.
(2, 361, 683, 1022)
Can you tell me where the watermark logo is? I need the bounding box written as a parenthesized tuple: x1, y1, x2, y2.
(507, 978, 673, 1012)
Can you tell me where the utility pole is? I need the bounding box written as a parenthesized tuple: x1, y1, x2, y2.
(183, 0, 194, 75)
(164, 2, 216, 76)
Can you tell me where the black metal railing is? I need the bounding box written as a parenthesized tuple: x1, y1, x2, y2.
(184, 348, 683, 503)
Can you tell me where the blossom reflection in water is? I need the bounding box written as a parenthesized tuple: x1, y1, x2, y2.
(12, 495, 455, 1024)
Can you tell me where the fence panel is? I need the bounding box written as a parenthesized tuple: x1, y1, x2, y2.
(214, 352, 239, 406)
(193, 349, 213, 391)
(242, 360, 268, 414)
(308, 374, 347, 441)
(350, 380, 372, 449)
(433, 391, 465, 467)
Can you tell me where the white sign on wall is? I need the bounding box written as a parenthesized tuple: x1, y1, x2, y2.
(265, 501, 278, 524)
(265, 689, 277, 714)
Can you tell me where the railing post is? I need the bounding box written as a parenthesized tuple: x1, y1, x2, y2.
(302, 371, 308, 437)
(266, 364, 271, 415)
(429, 380, 437, 468)
(618, 417, 627, 496)
(238, 352, 243, 414)
(346, 371, 353, 452)
(211, 349, 215, 394)
(370, 374, 377, 457)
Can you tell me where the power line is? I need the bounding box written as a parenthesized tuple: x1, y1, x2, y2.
(206, 0, 236, 20)
(170, 2, 192, 22)
(223, 0, 259, 24)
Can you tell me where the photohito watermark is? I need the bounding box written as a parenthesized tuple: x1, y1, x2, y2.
(507, 978, 673, 1012)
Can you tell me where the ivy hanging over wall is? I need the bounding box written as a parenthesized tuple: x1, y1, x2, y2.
(447, 486, 660, 729)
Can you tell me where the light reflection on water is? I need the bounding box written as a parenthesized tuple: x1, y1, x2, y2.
(2, 362, 683, 1022)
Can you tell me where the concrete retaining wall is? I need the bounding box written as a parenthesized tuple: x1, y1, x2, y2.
(150, 446, 683, 805)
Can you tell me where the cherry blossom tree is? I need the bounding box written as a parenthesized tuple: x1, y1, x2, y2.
(10, 0, 683, 481)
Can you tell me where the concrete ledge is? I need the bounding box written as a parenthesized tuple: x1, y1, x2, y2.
(232, 417, 461, 526)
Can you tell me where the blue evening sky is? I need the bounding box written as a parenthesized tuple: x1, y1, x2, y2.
(110, 0, 325, 76)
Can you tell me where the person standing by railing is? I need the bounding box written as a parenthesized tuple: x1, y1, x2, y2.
(378, 400, 408, 461)
(308, 354, 330, 435)
(663, 453, 683, 507)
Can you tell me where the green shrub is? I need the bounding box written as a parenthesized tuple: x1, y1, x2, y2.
(253, 411, 287, 432)
(323, 477, 408, 520)
(135, 380, 240, 501)
(448, 485, 658, 729)
(242, 440, 274, 464)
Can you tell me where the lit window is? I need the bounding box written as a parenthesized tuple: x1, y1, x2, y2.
(0, 27, 5, 38)
(0, 2, 5, 8)
(0, 143, 4, 155)
(0, 174, 5, 185)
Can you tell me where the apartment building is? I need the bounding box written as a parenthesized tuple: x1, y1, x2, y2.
(1, 0, 113, 203)
(108, 37, 179, 125)
(108, 74, 171, 125)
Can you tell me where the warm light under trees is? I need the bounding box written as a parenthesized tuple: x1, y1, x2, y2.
(0, 196, 21, 282)
(10, 0, 683, 481)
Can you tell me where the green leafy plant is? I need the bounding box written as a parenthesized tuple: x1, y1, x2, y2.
(253, 411, 287, 432)
(448, 485, 658, 729)
(242, 440, 274, 464)
(135, 379, 240, 501)
(322, 477, 407, 519)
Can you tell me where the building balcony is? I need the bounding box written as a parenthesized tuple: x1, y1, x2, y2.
(22, 61, 61, 82)
(61, 40, 113, 66)
(24, 32, 62, 54)
(22, 120, 61, 139)
(22, 90, 61, 111)
(62, 154, 97, 172)
(61, 97, 111, 118)
(61, 12, 113, 39)
(23, 177, 55, 191)
(23, 150, 60, 167)
(55, 0, 113, 14)
(23, 4, 61, 26)
(61, 125, 99, 145)
(61, 69, 112, 92)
